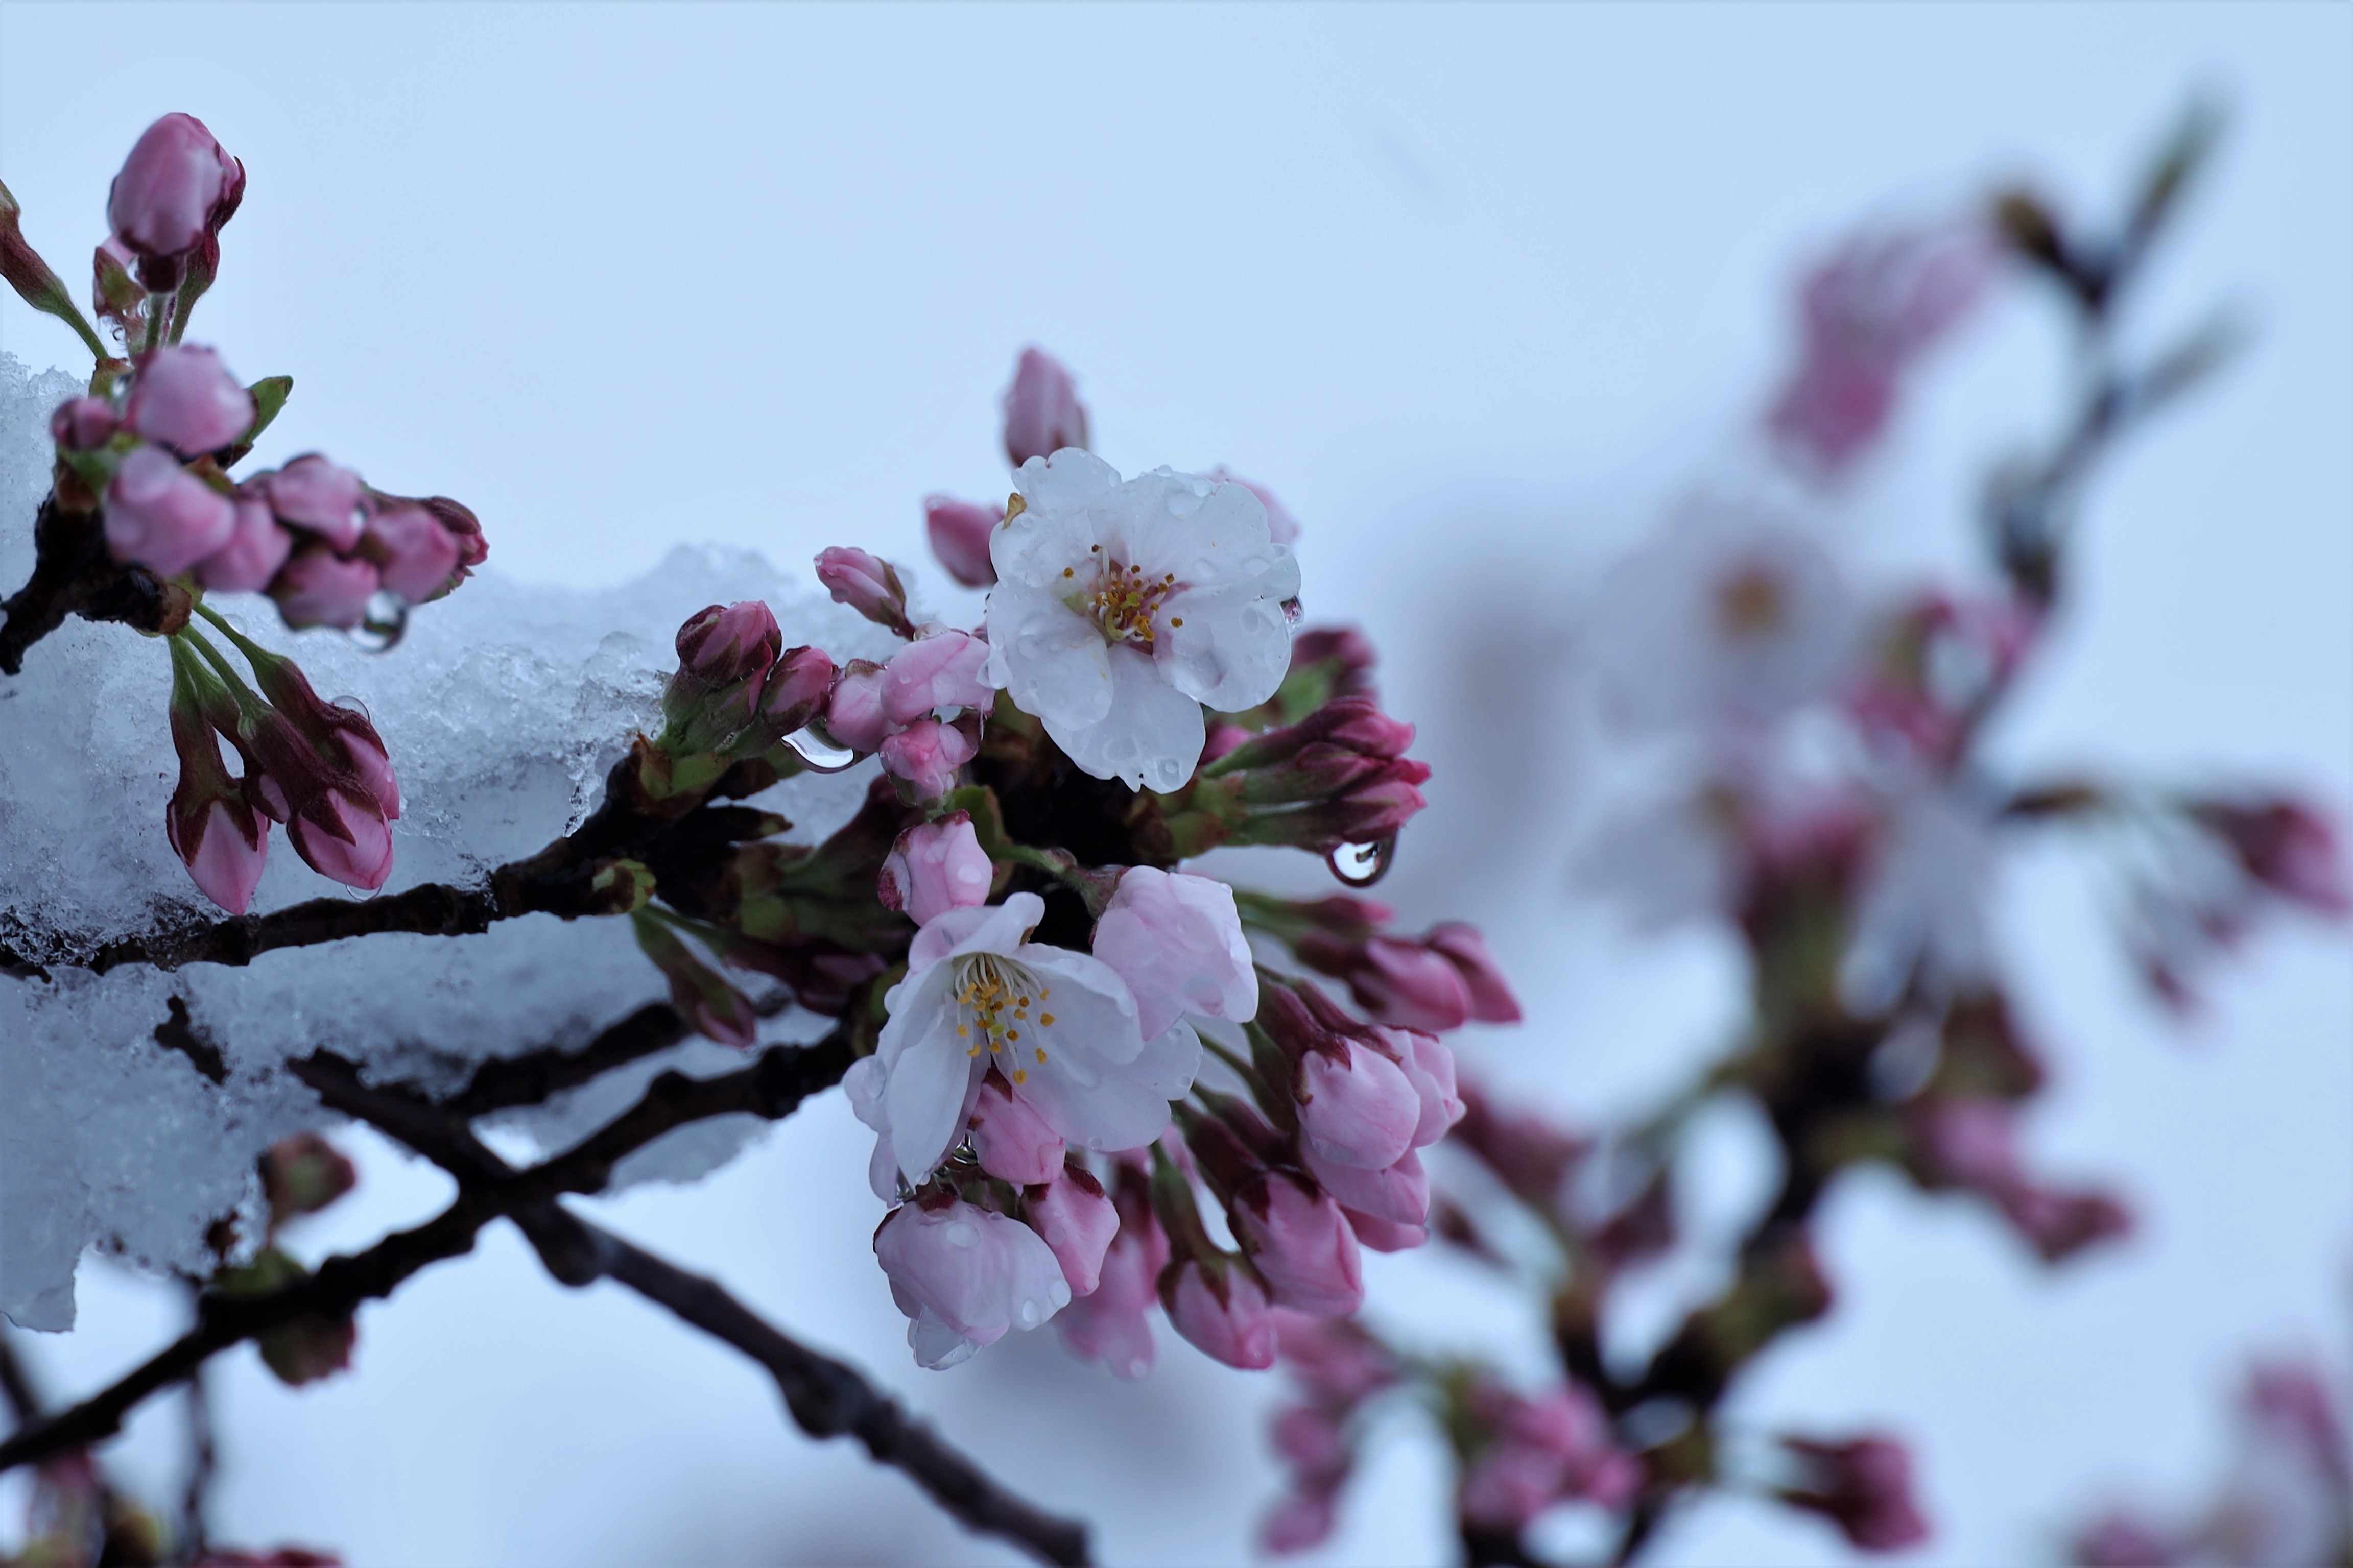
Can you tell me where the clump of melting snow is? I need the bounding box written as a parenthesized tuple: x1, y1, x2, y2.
(0, 354, 901, 1329)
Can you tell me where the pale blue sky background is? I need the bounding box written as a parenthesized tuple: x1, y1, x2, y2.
(2, 4, 2348, 1566)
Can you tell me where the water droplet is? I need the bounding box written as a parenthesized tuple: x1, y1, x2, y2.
(1280, 595, 1304, 627)
(1017, 1300, 1042, 1328)
(782, 725, 860, 773)
(330, 694, 372, 722)
(1325, 837, 1395, 888)
(945, 1222, 978, 1247)
(348, 591, 409, 654)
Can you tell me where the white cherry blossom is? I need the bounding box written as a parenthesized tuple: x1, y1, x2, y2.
(984, 450, 1299, 791)
(845, 891, 1200, 1190)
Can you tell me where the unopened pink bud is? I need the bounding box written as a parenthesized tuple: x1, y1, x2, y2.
(1779, 1435, 1930, 1553)
(759, 645, 836, 732)
(676, 600, 783, 688)
(264, 456, 367, 550)
(107, 113, 241, 274)
(196, 498, 293, 593)
(882, 630, 994, 726)
(1296, 1041, 1421, 1171)
(967, 1073, 1066, 1185)
(875, 1197, 1072, 1368)
(106, 446, 235, 577)
(288, 787, 393, 891)
(1233, 1174, 1364, 1317)
(1351, 937, 1472, 1032)
(1425, 922, 1523, 1023)
(1301, 1144, 1429, 1228)
(1057, 1174, 1169, 1378)
(170, 797, 269, 915)
(816, 546, 912, 635)
(1378, 1028, 1465, 1149)
(1026, 1167, 1120, 1296)
(1003, 347, 1089, 467)
(273, 548, 379, 630)
(1342, 1209, 1429, 1252)
(924, 494, 1001, 588)
(879, 717, 977, 800)
(50, 396, 118, 451)
(880, 812, 993, 927)
(821, 661, 894, 754)
(364, 505, 461, 602)
(1164, 1259, 1276, 1370)
(335, 725, 401, 822)
(126, 345, 253, 456)
(1259, 1490, 1339, 1555)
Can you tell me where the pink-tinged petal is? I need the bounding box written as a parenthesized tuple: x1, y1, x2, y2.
(1296, 1042, 1420, 1170)
(1025, 1167, 1120, 1296)
(968, 1074, 1066, 1186)
(365, 505, 462, 601)
(172, 800, 269, 915)
(196, 498, 293, 593)
(1164, 1260, 1276, 1370)
(878, 812, 994, 926)
(263, 456, 367, 550)
(1002, 347, 1089, 467)
(107, 113, 236, 261)
(1232, 1175, 1363, 1316)
(882, 631, 994, 725)
(924, 494, 1001, 588)
(288, 788, 393, 891)
(125, 345, 253, 456)
(105, 445, 235, 577)
(272, 549, 378, 630)
(1091, 867, 1256, 1041)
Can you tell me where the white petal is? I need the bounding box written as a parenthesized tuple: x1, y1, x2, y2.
(882, 1008, 983, 1185)
(1048, 643, 1205, 792)
(1155, 567, 1298, 711)
(1016, 945, 1146, 1065)
(1012, 447, 1121, 521)
(985, 580, 1114, 730)
(909, 892, 1046, 971)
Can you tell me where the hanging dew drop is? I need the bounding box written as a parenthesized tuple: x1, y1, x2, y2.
(781, 725, 860, 774)
(1325, 836, 1395, 888)
(1280, 595, 1304, 628)
(349, 591, 409, 653)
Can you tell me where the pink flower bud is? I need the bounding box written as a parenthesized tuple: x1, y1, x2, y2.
(1057, 1175, 1169, 1379)
(1425, 922, 1524, 1023)
(1259, 1490, 1339, 1555)
(170, 797, 270, 915)
(197, 498, 293, 593)
(1296, 1041, 1421, 1171)
(50, 396, 117, 451)
(1349, 937, 1472, 1032)
(1163, 1258, 1277, 1370)
(820, 660, 894, 753)
(1002, 347, 1089, 467)
(1301, 1144, 1429, 1228)
(260, 1133, 358, 1224)
(334, 724, 401, 822)
(1779, 1435, 1930, 1552)
(881, 630, 994, 725)
(968, 1072, 1065, 1186)
(287, 786, 394, 891)
(1025, 1167, 1120, 1297)
(2193, 798, 2351, 916)
(756, 645, 836, 738)
(1378, 1028, 1465, 1149)
(273, 548, 379, 630)
(816, 546, 913, 636)
(125, 345, 254, 456)
(875, 1197, 1072, 1369)
(1341, 1208, 1428, 1252)
(879, 716, 977, 800)
(1272, 1404, 1348, 1474)
(263, 456, 367, 550)
(363, 505, 461, 602)
(880, 812, 993, 926)
(675, 600, 783, 689)
(924, 494, 1001, 588)
(107, 113, 242, 277)
(105, 445, 235, 577)
(1232, 1174, 1363, 1317)
(1091, 867, 1258, 1040)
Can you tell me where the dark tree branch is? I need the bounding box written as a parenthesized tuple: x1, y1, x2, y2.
(596, 1226, 1090, 1567)
(0, 1028, 857, 1478)
(437, 1002, 691, 1118)
(0, 495, 192, 677)
(294, 1039, 1094, 1567)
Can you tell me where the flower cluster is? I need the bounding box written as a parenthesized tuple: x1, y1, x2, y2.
(1245, 107, 2346, 1564)
(0, 113, 486, 911)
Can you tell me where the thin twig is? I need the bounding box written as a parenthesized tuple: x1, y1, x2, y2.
(295, 1042, 1094, 1567)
